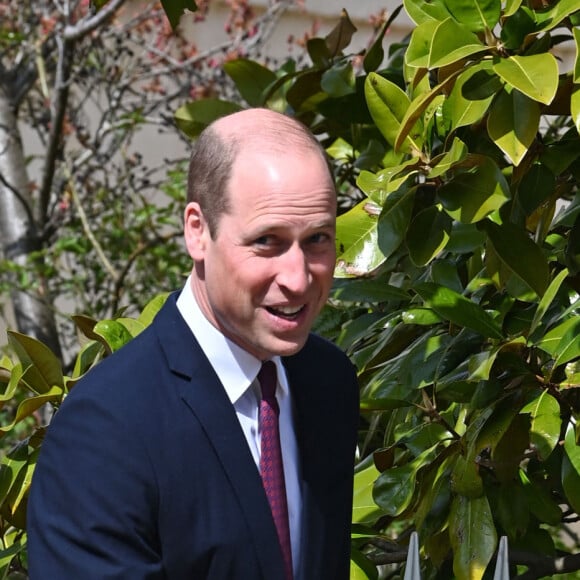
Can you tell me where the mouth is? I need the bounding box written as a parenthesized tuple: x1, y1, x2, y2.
(266, 305, 305, 320)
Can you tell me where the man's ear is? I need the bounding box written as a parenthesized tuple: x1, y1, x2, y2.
(183, 202, 209, 261)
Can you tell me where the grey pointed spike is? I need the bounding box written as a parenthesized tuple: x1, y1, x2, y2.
(403, 531, 421, 580)
(493, 536, 510, 580)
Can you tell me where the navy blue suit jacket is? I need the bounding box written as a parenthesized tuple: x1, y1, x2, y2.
(27, 294, 359, 579)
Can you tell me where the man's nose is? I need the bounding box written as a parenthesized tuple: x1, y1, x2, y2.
(276, 245, 310, 294)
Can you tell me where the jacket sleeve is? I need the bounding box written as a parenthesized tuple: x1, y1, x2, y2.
(27, 383, 164, 580)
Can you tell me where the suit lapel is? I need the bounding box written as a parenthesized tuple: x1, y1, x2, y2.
(153, 295, 286, 580)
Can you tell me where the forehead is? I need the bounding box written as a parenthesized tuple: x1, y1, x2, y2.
(228, 148, 335, 209)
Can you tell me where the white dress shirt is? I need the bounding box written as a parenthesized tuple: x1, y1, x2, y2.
(176, 279, 302, 571)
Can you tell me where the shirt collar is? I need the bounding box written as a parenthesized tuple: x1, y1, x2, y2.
(176, 276, 288, 403)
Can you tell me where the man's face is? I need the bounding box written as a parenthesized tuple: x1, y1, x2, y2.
(186, 148, 336, 360)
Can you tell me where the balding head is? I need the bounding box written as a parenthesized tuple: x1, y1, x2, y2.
(186, 108, 330, 238)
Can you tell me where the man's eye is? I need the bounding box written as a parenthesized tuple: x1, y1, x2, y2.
(253, 236, 273, 246)
(309, 233, 330, 244)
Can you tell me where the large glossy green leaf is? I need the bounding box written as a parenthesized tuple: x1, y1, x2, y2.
(377, 186, 416, 260)
(332, 279, 410, 303)
(395, 71, 460, 152)
(374, 447, 438, 516)
(443, 0, 501, 32)
(406, 205, 452, 266)
(520, 391, 561, 461)
(352, 461, 383, 524)
(438, 156, 510, 224)
(406, 20, 440, 68)
(364, 73, 421, 154)
(520, 470, 562, 526)
(0, 386, 62, 434)
(535, 0, 580, 32)
(428, 137, 468, 178)
(138, 293, 170, 326)
(492, 54, 559, 105)
(536, 316, 580, 367)
(572, 85, 580, 135)
(7, 331, 64, 393)
(451, 453, 483, 497)
(223, 59, 278, 107)
(174, 99, 242, 138)
(480, 219, 550, 297)
(321, 61, 356, 98)
(487, 88, 540, 166)
(449, 494, 497, 580)
(335, 200, 386, 277)
(93, 319, 135, 353)
(404, 0, 451, 25)
(160, 0, 197, 29)
(429, 18, 488, 68)
(442, 64, 497, 131)
(415, 282, 504, 339)
(530, 268, 569, 334)
(562, 424, 580, 514)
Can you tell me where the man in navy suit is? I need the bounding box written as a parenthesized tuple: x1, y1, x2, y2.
(27, 108, 359, 579)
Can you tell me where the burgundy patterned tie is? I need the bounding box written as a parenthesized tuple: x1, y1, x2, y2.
(258, 361, 293, 580)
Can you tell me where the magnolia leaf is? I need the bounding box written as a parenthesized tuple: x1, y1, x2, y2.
(535, 0, 580, 32)
(223, 59, 278, 107)
(160, 0, 197, 30)
(572, 85, 580, 135)
(321, 61, 356, 98)
(174, 99, 242, 138)
(332, 279, 409, 303)
(443, 0, 501, 32)
(377, 186, 416, 260)
(406, 20, 440, 68)
(562, 425, 580, 514)
(428, 137, 468, 178)
(442, 64, 497, 130)
(138, 293, 170, 326)
(404, 0, 451, 25)
(536, 317, 580, 367)
(451, 453, 483, 497)
(394, 71, 460, 152)
(520, 470, 562, 526)
(325, 9, 357, 57)
(93, 319, 135, 353)
(480, 219, 550, 297)
(415, 282, 503, 339)
(373, 461, 418, 516)
(7, 331, 64, 393)
(364, 73, 421, 154)
(487, 88, 540, 166)
(438, 156, 510, 224)
(428, 18, 488, 68)
(406, 205, 452, 266)
(520, 391, 561, 461)
(530, 268, 569, 334)
(492, 54, 559, 105)
(335, 200, 386, 277)
(0, 386, 63, 435)
(450, 494, 497, 580)
(352, 461, 382, 524)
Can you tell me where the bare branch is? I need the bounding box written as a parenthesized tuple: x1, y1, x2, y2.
(63, 0, 126, 41)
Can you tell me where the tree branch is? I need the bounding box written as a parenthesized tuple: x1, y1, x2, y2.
(63, 0, 126, 41)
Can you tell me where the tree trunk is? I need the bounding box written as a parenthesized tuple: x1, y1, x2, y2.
(0, 89, 62, 360)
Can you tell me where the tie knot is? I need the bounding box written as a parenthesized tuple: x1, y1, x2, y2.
(258, 361, 277, 402)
